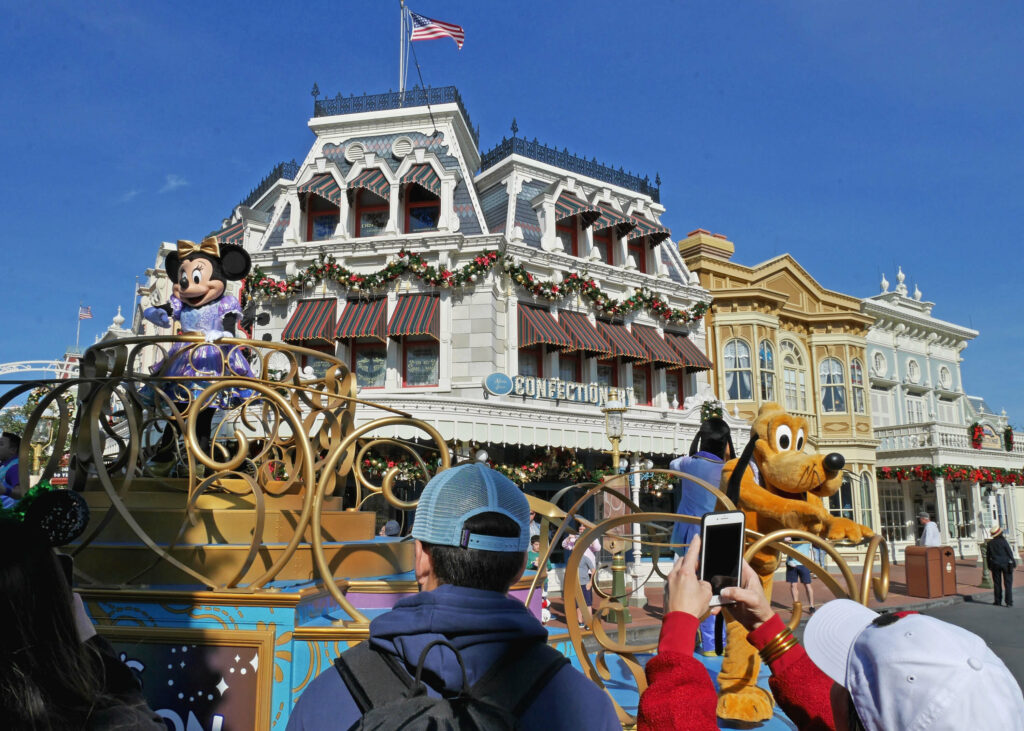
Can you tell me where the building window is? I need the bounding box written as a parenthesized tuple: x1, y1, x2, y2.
(403, 339, 439, 387)
(556, 218, 578, 257)
(518, 346, 542, 378)
(723, 339, 753, 400)
(592, 229, 613, 265)
(627, 241, 647, 273)
(906, 396, 925, 423)
(597, 359, 618, 388)
(850, 358, 866, 414)
(871, 387, 893, 427)
(301, 345, 337, 380)
(632, 363, 652, 406)
(354, 189, 389, 237)
(758, 340, 776, 402)
(831, 476, 855, 520)
(352, 342, 387, 388)
(906, 359, 920, 383)
(859, 471, 873, 529)
(306, 196, 339, 241)
(665, 369, 686, 409)
(878, 484, 909, 543)
(781, 340, 807, 412)
(819, 357, 847, 413)
(404, 184, 440, 233)
(559, 352, 581, 383)
(945, 483, 969, 539)
(872, 351, 886, 376)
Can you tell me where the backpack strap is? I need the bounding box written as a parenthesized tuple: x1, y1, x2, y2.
(470, 640, 570, 718)
(334, 642, 414, 713)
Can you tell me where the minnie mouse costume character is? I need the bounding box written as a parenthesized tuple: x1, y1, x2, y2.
(143, 236, 254, 406)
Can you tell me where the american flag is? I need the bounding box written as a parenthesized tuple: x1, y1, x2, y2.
(78, 305, 93, 320)
(409, 11, 464, 49)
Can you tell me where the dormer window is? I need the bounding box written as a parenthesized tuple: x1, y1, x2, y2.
(557, 217, 579, 256)
(404, 183, 440, 233)
(592, 228, 613, 265)
(627, 240, 647, 273)
(306, 196, 339, 241)
(354, 189, 389, 237)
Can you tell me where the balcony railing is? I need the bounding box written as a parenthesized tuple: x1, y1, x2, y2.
(875, 421, 1024, 457)
(480, 136, 661, 203)
(314, 86, 480, 147)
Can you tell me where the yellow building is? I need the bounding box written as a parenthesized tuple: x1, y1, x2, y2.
(679, 230, 879, 533)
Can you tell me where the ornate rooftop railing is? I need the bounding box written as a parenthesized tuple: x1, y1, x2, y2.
(238, 159, 300, 210)
(480, 136, 661, 202)
(314, 86, 480, 147)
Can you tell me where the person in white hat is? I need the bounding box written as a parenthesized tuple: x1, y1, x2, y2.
(804, 598, 1024, 730)
(987, 524, 1017, 607)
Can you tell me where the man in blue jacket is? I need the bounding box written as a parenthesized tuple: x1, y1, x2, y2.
(287, 462, 621, 730)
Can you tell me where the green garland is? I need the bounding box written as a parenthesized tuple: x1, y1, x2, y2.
(700, 400, 724, 422)
(0, 479, 57, 522)
(876, 464, 1024, 485)
(242, 248, 708, 327)
(1004, 426, 1014, 452)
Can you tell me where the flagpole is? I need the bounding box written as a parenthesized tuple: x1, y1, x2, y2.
(399, 0, 406, 94)
(75, 301, 82, 353)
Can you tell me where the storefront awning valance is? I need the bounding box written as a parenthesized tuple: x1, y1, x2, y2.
(298, 174, 342, 206)
(627, 214, 672, 245)
(518, 304, 574, 351)
(557, 310, 612, 356)
(348, 168, 391, 201)
(389, 294, 440, 341)
(401, 165, 441, 196)
(632, 324, 685, 369)
(665, 332, 713, 371)
(555, 192, 601, 228)
(596, 320, 648, 362)
(335, 298, 388, 342)
(592, 203, 637, 235)
(281, 298, 337, 346)
(214, 220, 245, 247)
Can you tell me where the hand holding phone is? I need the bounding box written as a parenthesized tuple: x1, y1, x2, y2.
(699, 511, 745, 607)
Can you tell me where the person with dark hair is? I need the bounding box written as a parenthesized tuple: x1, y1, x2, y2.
(0, 521, 164, 729)
(287, 463, 620, 730)
(667, 416, 735, 654)
(987, 524, 1017, 607)
(0, 431, 21, 508)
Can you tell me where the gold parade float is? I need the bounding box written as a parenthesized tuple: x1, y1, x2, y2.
(7, 334, 890, 730)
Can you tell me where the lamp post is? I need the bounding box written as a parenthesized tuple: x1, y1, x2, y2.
(601, 395, 630, 623)
(30, 405, 57, 475)
(628, 453, 655, 604)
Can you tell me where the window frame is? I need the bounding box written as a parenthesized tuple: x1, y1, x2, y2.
(665, 368, 686, 409)
(354, 188, 389, 238)
(556, 218, 579, 257)
(758, 340, 777, 402)
(401, 337, 440, 387)
(632, 362, 653, 406)
(518, 346, 543, 378)
(596, 358, 619, 388)
(558, 351, 582, 383)
(723, 338, 753, 401)
(351, 340, 388, 389)
(592, 228, 613, 265)
(781, 339, 808, 412)
(819, 357, 848, 413)
(627, 240, 647, 273)
(403, 183, 441, 234)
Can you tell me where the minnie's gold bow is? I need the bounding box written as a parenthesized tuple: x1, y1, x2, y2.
(176, 236, 221, 259)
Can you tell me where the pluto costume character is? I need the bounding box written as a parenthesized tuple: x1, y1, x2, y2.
(715, 402, 873, 722)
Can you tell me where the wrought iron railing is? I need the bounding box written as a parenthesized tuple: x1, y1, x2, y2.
(314, 86, 480, 147)
(237, 159, 300, 210)
(480, 136, 661, 202)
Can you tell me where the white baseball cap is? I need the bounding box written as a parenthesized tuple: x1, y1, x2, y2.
(804, 599, 1024, 731)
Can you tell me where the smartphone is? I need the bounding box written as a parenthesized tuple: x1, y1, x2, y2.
(699, 511, 745, 606)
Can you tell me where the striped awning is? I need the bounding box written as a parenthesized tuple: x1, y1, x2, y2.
(555, 192, 601, 228)
(298, 174, 342, 206)
(632, 324, 685, 369)
(627, 214, 672, 245)
(557, 310, 611, 356)
(665, 332, 714, 371)
(401, 165, 441, 196)
(596, 320, 648, 362)
(592, 203, 637, 235)
(389, 295, 440, 341)
(214, 220, 244, 247)
(348, 168, 390, 200)
(519, 304, 574, 351)
(281, 298, 337, 346)
(335, 298, 388, 342)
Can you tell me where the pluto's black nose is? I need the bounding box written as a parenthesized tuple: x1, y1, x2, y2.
(823, 452, 845, 471)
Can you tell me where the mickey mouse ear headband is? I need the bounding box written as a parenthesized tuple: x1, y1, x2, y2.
(0, 481, 90, 547)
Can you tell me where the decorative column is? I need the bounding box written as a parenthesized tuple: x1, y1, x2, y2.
(933, 475, 949, 544)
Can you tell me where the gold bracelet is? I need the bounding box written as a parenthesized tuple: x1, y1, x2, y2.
(761, 636, 799, 665)
(758, 628, 794, 659)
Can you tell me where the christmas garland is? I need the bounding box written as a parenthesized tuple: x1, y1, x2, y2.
(242, 248, 708, 327)
(970, 422, 984, 449)
(25, 387, 76, 416)
(0, 479, 57, 522)
(877, 464, 1024, 485)
(700, 400, 724, 422)
(1004, 426, 1014, 452)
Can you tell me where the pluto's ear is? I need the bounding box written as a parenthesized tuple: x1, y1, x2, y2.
(219, 245, 251, 280)
(165, 253, 181, 281)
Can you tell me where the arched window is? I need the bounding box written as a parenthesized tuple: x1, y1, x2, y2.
(850, 358, 865, 413)
(819, 357, 847, 413)
(780, 340, 807, 412)
(758, 340, 776, 402)
(832, 475, 855, 520)
(723, 339, 752, 400)
(859, 471, 873, 529)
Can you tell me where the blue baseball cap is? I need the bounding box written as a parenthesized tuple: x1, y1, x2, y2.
(411, 463, 530, 552)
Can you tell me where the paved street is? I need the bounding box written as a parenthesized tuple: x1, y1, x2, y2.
(922, 598, 1024, 681)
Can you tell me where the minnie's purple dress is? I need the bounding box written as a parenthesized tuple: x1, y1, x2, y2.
(148, 294, 255, 407)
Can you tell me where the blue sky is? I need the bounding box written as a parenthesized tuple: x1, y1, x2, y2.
(1, 1, 1021, 423)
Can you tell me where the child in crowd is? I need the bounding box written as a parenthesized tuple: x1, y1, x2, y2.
(528, 534, 553, 623)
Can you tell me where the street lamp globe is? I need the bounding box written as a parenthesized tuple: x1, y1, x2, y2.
(603, 399, 626, 440)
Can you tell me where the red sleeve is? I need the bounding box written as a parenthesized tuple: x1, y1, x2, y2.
(747, 615, 836, 731)
(638, 612, 719, 731)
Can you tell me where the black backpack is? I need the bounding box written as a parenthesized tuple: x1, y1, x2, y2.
(334, 638, 569, 730)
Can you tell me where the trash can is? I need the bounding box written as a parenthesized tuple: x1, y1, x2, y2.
(905, 546, 944, 598)
(940, 546, 958, 595)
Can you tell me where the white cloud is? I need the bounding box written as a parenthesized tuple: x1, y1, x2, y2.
(116, 189, 140, 204)
(159, 174, 188, 193)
